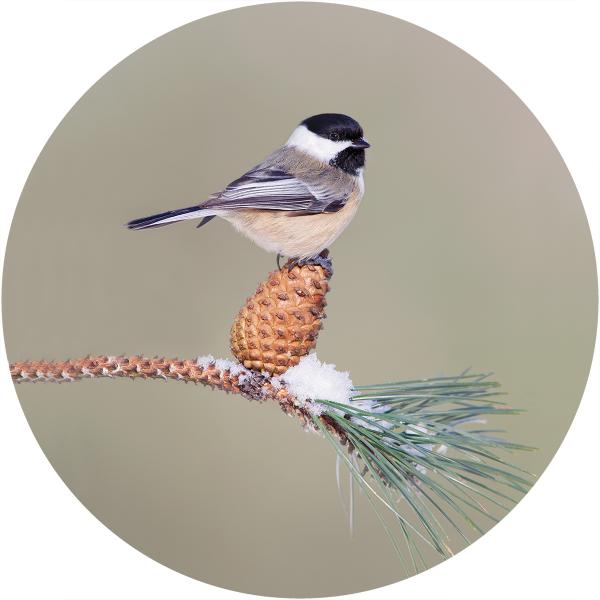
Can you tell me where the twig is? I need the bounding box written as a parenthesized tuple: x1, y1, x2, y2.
(9, 354, 342, 436)
(9, 356, 531, 569)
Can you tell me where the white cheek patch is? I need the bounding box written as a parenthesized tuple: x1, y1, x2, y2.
(356, 168, 365, 193)
(286, 125, 352, 163)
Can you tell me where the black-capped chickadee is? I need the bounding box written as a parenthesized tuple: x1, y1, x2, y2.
(127, 113, 370, 261)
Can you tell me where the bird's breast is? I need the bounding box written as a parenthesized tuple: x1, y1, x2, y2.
(224, 185, 363, 259)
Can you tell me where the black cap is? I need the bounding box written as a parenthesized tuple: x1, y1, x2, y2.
(301, 113, 363, 142)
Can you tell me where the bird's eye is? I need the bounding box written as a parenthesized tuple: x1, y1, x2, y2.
(330, 132, 339, 141)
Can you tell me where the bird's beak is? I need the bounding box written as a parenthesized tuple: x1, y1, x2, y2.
(352, 138, 370, 149)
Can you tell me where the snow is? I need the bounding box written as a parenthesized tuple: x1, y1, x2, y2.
(193, 353, 393, 427)
(196, 355, 249, 378)
(404, 424, 440, 454)
(400, 423, 450, 476)
(280, 353, 354, 416)
(269, 376, 282, 390)
(196, 355, 215, 369)
(214, 358, 247, 377)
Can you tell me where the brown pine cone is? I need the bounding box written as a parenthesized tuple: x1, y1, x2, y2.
(230, 260, 332, 375)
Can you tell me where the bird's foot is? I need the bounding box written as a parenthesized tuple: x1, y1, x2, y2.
(286, 249, 333, 277)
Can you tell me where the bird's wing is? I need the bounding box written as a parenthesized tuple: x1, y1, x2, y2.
(201, 165, 349, 213)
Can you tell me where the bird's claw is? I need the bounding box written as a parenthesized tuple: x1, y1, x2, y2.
(285, 249, 333, 276)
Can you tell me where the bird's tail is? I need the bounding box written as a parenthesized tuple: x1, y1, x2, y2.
(126, 205, 216, 230)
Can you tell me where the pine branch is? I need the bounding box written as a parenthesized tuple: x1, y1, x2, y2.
(10, 355, 533, 569)
(9, 354, 341, 435)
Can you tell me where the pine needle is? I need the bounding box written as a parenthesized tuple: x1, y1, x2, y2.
(312, 372, 534, 572)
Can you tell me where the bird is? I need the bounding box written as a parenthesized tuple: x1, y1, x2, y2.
(126, 113, 370, 265)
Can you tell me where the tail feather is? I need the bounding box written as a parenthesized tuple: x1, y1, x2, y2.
(126, 205, 214, 230)
(196, 215, 216, 229)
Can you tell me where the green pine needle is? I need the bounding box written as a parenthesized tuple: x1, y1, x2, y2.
(312, 372, 534, 570)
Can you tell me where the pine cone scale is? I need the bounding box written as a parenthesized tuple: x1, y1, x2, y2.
(230, 262, 331, 375)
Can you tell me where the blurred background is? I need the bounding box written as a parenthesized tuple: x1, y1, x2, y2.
(2, 3, 597, 597)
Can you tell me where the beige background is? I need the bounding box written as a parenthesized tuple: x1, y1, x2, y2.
(2, 3, 597, 597)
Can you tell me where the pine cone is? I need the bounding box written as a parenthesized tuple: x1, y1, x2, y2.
(230, 260, 332, 375)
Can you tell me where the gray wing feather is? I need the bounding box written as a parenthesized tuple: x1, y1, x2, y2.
(201, 164, 348, 213)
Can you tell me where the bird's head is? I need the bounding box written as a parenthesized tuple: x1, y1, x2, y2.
(286, 113, 370, 175)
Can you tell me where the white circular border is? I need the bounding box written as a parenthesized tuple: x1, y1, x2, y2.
(1, 2, 598, 599)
